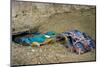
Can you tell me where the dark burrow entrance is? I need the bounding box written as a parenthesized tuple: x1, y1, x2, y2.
(12, 31, 30, 43)
(12, 31, 41, 44)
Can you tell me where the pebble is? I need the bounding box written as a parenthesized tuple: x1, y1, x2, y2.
(32, 49, 35, 52)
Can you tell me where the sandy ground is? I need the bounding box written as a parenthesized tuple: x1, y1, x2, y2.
(11, 42, 95, 66)
(11, 8, 96, 66)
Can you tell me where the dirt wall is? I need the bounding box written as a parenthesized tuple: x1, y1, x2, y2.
(12, 1, 95, 33)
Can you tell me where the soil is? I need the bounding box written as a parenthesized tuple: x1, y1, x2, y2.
(11, 42, 95, 66)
